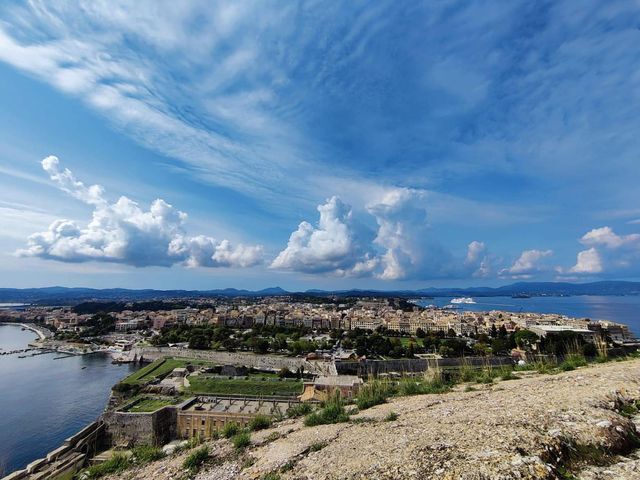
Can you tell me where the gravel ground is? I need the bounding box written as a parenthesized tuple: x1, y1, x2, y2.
(108, 359, 640, 480)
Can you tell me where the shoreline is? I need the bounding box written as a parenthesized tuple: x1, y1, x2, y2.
(0, 329, 136, 477)
(0, 322, 50, 341)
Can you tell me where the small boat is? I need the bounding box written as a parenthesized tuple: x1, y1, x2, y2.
(511, 293, 531, 299)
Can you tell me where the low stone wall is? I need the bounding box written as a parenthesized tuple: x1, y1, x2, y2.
(336, 356, 514, 377)
(131, 347, 326, 374)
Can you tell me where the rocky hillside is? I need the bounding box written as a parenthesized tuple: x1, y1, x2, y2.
(108, 359, 640, 480)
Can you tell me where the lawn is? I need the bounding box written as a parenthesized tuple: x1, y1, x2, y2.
(122, 357, 214, 385)
(124, 397, 179, 412)
(386, 337, 419, 347)
(187, 375, 302, 396)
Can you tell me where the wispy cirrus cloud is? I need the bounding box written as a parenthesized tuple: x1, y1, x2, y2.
(1, 1, 639, 285)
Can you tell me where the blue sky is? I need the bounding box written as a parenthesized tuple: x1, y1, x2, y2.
(0, 0, 639, 290)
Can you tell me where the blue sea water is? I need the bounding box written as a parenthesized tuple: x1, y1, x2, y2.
(0, 325, 138, 475)
(417, 295, 640, 336)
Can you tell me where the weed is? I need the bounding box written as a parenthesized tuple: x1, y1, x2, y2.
(182, 445, 209, 473)
(263, 473, 282, 480)
(286, 402, 313, 418)
(384, 411, 399, 421)
(222, 422, 241, 438)
(186, 433, 203, 448)
(132, 445, 164, 464)
(356, 378, 393, 410)
(350, 416, 375, 424)
(280, 460, 295, 472)
(84, 453, 131, 479)
(264, 432, 281, 443)
(248, 415, 272, 431)
(232, 431, 251, 450)
(304, 392, 349, 426)
(309, 441, 328, 452)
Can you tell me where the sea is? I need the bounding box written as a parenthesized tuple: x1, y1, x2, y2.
(0, 324, 138, 475)
(416, 295, 640, 336)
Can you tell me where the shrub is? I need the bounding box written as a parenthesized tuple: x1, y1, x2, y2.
(398, 378, 424, 396)
(350, 416, 375, 424)
(559, 353, 588, 372)
(132, 445, 165, 464)
(457, 358, 477, 382)
(304, 392, 349, 426)
(249, 415, 272, 431)
(356, 379, 394, 410)
(186, 433, 203, 448)
(183, 446, 209, 473)
(85, 453, 131, 478)
(232, 431, 251, 450)
(535, 360, 556, 374)
(287, 402, 313, 418)
(498, 367, 518, 381)
(385, 411, 399, 421)
(222, 421, 241, 438)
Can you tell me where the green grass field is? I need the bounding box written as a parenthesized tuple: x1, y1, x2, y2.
(386, 337, 419, 347)
(187, 375, 302, 396)
(122, 357, 214, 385)
(124, 397, 178, 412)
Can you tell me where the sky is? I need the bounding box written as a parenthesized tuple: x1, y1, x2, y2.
(0, 0, 639, 291)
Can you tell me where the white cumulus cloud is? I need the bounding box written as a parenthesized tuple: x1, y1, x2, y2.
(565, 226, 640, 276)
(366, 188, 428, 280)
(569, 247, 603, 274)
(464, 241, 491, 278)
(270, 196, 370, 274)
(272, 189, 493, 281)
(499, 249, 553, 279)
(18, 156, 263, 268)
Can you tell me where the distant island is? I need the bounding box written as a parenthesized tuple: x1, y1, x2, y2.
(1, 280, 639, 304)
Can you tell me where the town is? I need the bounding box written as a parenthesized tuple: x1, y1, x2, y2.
(1, 295, 636, 358)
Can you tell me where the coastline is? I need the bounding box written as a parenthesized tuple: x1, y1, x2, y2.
(0, 322, 51, 341)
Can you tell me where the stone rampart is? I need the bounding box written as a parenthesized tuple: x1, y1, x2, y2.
(131, 347, 326, 374)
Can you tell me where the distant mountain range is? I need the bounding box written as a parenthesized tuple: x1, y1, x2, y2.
(0, 281, 639, 304)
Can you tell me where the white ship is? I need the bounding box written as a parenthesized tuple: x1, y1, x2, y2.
(450, 297, 476, 304)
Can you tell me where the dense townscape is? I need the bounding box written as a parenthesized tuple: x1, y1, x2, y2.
(2, 295, 636, 359)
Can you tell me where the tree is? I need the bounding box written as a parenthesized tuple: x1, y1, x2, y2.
(514, 330, 539, 350)
(498, 325, 508, 338)
(416, 328, 426, 338)
(490, 324, 498, 338)
(189, 334, 210, 350)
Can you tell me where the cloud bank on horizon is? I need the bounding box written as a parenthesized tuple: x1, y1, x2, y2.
(0, 1, 639, 287)
(16, 157, 640, 283)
